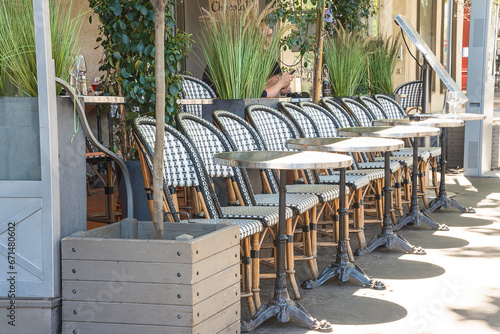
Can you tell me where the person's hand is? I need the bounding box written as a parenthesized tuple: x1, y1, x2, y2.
(265, 74, 280, 89)
(277, 72, 294, 90)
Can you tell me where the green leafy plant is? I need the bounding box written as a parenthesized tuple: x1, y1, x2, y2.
(269, 0, 375, 65)
(0, 0, 83, 97)
(367, 34, 400, 95)
(323, 25, 371, 97)
(88, 0, 190, 159)
(198, 2, 290, 99)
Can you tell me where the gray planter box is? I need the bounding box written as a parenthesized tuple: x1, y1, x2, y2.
(61, 219, 240, 334)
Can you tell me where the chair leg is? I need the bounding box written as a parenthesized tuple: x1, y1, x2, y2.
(242, 238, 256, 317)
(251, 234, 261, 310)
(432, 157, 439, 196)
(302, 210, 319, 279)
(394, 169, 404, 217)
(419, 161, 429, 208)
(285, 218, 301, 299)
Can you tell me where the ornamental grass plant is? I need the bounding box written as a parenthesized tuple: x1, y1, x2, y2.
(323, 25, 371, 97)
(198, 1, 291, 99)
(367, 34, 400, 95)
(0, 0, 83, 97)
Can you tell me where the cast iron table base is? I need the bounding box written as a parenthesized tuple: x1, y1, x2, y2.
(424, 129, 475, 214)
(241, 171, 332, 332)
(302, 169, 385, 290)
(355, 152, 427, 255)
(394, 139, 449, 231)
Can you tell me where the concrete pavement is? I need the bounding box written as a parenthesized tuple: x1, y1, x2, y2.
(241, 173, 500, 334)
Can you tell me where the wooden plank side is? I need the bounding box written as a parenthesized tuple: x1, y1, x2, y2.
(62, 322, 194, 334)
(62, 302, 240, 334)
(217, 321, 240, 334)
(191, 302, 240, 333)
(62, 245, 239, 284)
(63, 300, 194, 326)
(62, 225, 238, 263)
(62, 263, 240, 305)
(62, 285, 239, 327)
(192, 283, 239, 325)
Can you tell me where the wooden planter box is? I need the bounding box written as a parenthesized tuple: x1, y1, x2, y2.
(61, 218, 240, 334)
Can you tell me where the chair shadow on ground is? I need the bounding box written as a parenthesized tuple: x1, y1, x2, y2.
(357, 256, 446, 280)
(401, 229, 470, 249)
(241, 286, 408, 330)
(429, 210, 494, 228)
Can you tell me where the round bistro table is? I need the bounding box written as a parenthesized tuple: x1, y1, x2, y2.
(286, 137, 405, 289)
(373, 118, 465, 220)
(215, 150, 352, 333)
(420, 113, 487, 213)
(338, 126, 441, 255)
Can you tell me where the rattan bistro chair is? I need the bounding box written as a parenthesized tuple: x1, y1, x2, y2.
(393, 80, 423, 114)
(286, 102, 404, 224)
(374, 94, 440, 197)
(245, 105, 373, 258)
(358, 96, 389, 120)
(212, 110, 345, 259)
(373, 94, 407, 119)
(179, 74, 217, 117)
(343, 97, 439, 206)
(174, 112, 318, 299)
(132, 116, 267, 316)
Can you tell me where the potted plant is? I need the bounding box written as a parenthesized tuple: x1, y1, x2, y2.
(61, 1, 241, 333)
(87, 0, 191, 220)
(323, 25, 371, 99)
(0, 2, 87, 333)
(366, 34, 401, 96)
(196, 1, 293, 120)
(0, 0, 87, 241)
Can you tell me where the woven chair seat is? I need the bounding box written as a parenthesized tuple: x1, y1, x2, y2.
(318, 173, 370, 189)
(373, 155, 413, 167)
(286, 184, 345, 203)
(398, 146, 440, 158)
(392, 148, 432, 161)
(346, 168, 385, 181)
(252, 193, 319, 215)
(185, 218, 264, 240)
(221, 205, 293, 227)
(358, 160, 401, 173)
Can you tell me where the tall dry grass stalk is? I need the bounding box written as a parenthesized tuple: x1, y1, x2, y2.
(0, 0, 83, 97)
(367, 34, 400, 95)
(198, 1, 292, 99)
(323, 25, 371, 97)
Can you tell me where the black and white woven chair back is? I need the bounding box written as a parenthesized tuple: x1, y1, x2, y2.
(340, 97, 375, 127)
(374, 94, 407, 119)
(245, 104, 300, 151)
(132, 116, 222, 219)
(175, 112, 255, 206)
(212, 110, 265, 152)
(393, 80, 422, 110)
(175, 112, 234, 178)
(212, 110, 279, 194)
(321, 98, 356, 128)
(179, 75, 217, 117)
(246, 104, 316, 184)
(358, 96, 388, 120)
(298, 102, 339, 137)
(278, 102, 319, 138)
